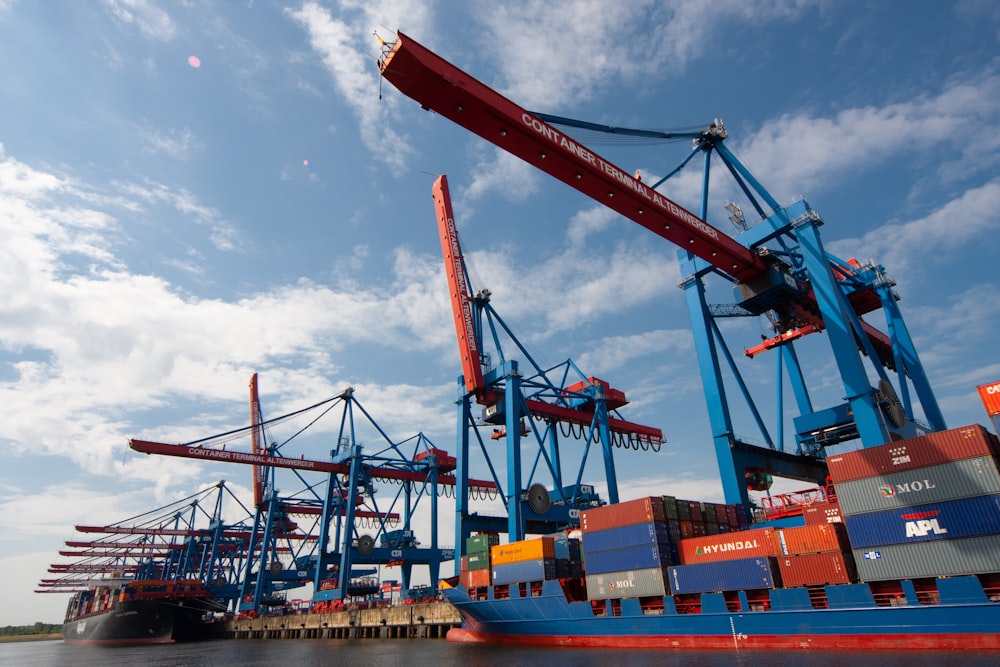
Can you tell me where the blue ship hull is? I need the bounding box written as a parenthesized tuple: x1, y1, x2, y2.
(441, 576, 1000, 650)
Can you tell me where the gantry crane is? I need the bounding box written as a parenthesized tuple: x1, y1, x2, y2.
(129, 379, 497, 606)
(378, 33, 946, 510)
(433, 174, 664, 551)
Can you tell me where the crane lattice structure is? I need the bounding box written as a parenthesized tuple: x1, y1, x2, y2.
(378, 33, 945, 510)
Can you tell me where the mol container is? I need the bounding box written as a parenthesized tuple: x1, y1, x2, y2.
(581, 520, 671, 553)
(491, 537, 555, 566)
(585, 566, 668, 600)
(835, 455, 1000, 516)
(580, 497, 666, 532)
(844, 493, 1000, 549)
(826, 424, 999, 483)
(492, 558, 557, 586)
(668, 557, 780, 594)
(855, 534, 1000, 581)
(584, 542, 677, 575)
(775, 524, 849, 556)
(777, 552, 857, 587)
(678, 528, 778, 564)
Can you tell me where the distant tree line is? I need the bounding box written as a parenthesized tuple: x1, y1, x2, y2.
(0, 622, 61, 636)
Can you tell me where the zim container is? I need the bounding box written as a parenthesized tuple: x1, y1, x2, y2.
(580, 497, 667, 532)
(678, 527, 779, 564)
(775, 523, 849, 556)
(777, 551, 857, 587)
(492, 558, 557, 586)
(844, 493, 1000, 549)
(584, 542, 677, 575)
(581, 520, 671, 553)
(585, 566, 668, 600)
(854, 534, 1000, 581)
(835, 455, 1000, 516)
(668, 557, 780, 594)
(491, 537, 555, 565)
(826, 424, 999, 483)
(803, 501, 844, 526)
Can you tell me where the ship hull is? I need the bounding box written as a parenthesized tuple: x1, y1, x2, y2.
(62, 599, 221, 645)
(442, 578, 1000, 651)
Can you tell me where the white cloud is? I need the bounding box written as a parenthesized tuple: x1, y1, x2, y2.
(102, 0, 177, 42)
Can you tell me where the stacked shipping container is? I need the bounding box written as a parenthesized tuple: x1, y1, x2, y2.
(827, 424, 1000, 581)
(459, 533, 496, 589)
(491, 537, 558, 585)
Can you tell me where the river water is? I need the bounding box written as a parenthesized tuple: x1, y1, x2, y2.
(2, 639, 998, 667)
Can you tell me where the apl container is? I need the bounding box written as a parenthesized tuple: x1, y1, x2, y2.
(826, 424, 999, 483)
(491, 537, 555, 565)
(668, 557, 780, 594)
(491, 558, 558, 585)
(585, 566, 668, 600)
(777, 552, 857, 587)
(835, 455, 1000, 516)
(775, 523, 849, 556)
(585, 542, 677, 575)
(678, 527, 779, 564)
(844, 493, 1000, 549)
(580, 497, 667, 532)
(854, 534, 1000, 581)
(581, 519, 671, 553)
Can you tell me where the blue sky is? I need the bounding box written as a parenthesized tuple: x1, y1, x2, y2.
(1, 1, 999, 625)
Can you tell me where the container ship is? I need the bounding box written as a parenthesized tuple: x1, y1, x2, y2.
(62, 579, 223, 645)
(442, 424, 1000, 650)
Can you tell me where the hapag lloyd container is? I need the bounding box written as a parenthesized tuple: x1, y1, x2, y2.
(826, 424, 999, 483)
(844, 493, 1000, 549)
(836, 455, 1000, 515)
(775, 523, 849, 555)
(678, 528, 778, 564)
(777, 552, 857, 587)
(668, 557, 780, 594)
(580, 496, 666, 532)
(584, 542, 676, 575)
(585, 566, 668, 600)
(491, 537, 555, 565)
(854, 534, 1000, 581)
(581, 520, 671, 553)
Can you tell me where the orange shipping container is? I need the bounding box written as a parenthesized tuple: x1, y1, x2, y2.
(580, 497, 667, 532)
(978, 381, 1000, 416)
(777, 551, 856, 587)
(802, 501, 844, 526)
(459, 567, 491, 588)
(775, 523, 849, 556)
(678, 527, 780, 564)
(491, 537, 555, 565)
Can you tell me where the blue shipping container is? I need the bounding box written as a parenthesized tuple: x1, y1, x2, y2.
(584, 542, 676, 575)
(844, 493, 1000, 549)
(582, 520, 672, 553)
(668, 557, 780, 594)
(491, 558, 557, 585)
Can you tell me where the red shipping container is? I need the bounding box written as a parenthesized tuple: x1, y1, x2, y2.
(803, 501, 844, 526)
(679, 520, 695, 539)
(826, 424, 999, 483)
(580, 496, 666, 532)
(978, 381, 1000, 416)
(459, 567, 491, 588)
(678, 527, 779, 564)
(775, 523, 849, 556)
(777, 551, 857, 587)
(688, 501, 703, 523)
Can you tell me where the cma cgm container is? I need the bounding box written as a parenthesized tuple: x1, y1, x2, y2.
(844, 493, 1000, 549)
(826, 424, 999, 483)
(492, 558, 557, 586)
(581, 520, 671, 553)
(580, 497, 666, 532)
(668, 557, 780, 594)
(585, 542, 676, 575)
(803, 502, 844, 526)
(585, 566, 668, 600)
(775, 524, 849, 556)
(854, 534, 1000, 581)
(778, 552, 857, 587)
(678, 528, 778, 564)
(491, 537, 555, 565)
(835, 456, 1000, 515)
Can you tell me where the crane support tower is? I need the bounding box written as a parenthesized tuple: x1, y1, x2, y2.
(379, 33, 945, 509)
